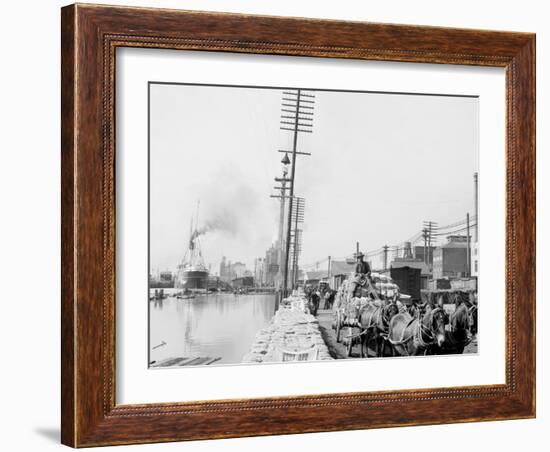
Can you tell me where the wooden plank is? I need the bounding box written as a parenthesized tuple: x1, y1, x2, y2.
(151, 357, 223, 367)
(202, 357, 222, 366)
(187, 357, 211, 366)
(153, 357, 187, 367)
(176, 357, 198, 366)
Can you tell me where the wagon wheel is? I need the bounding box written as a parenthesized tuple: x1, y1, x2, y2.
(346, 328, 354, 357)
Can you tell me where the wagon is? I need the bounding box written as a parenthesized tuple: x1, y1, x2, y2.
(332, 273, 401, 342)
(332, 286, 371, 355)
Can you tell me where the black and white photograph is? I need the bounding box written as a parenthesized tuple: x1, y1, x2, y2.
(148, 82, 479, 368)
(1, 0, 542, 449)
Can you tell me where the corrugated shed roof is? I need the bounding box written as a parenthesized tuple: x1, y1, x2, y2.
(303, 270, 330, 281)
(330, 260, 356, 276)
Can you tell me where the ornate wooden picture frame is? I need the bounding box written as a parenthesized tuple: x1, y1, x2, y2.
(61, 3, 535, 447)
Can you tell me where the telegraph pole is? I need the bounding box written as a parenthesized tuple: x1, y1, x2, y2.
(283, 90, 300, 296)
(278, 89, 315, 296)
(423, 220, 438, 264)
(422, 228, 429, 264)
(271, 154, 291, 291)
(327, 255, 332, 278)
(383, 245, 389, 270)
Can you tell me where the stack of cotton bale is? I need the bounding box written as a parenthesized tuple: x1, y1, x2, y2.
(242, 297, 333, 363)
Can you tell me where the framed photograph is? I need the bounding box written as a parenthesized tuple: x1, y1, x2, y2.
(61, 4, 535, 447)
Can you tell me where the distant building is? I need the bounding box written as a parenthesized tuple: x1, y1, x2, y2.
(232, 276, 255, 288)
(428, 278, 452, 290)
(150, 270, 175, 288)
(301, 270, 330, 286)
(219, 257, 252, 282)
(450, 278, 477, 291)
(159, 271, 173, 284)
(254, 257, 266, 287)
(264, 244, 279, 287)
(231, 262, 247, 279)
(432, 235, 470, 280)
(219, 256, 231, 282)
(413, 245, 436, 267)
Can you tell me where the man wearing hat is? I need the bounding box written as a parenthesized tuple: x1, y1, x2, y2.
(348, 252, 371, 300)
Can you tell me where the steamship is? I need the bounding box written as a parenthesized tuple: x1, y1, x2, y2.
(175, 210, 210, 290)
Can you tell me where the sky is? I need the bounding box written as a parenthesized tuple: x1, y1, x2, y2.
(149, 83, 478, 274)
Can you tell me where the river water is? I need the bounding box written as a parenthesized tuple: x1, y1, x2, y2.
(149, 290, 277, 366)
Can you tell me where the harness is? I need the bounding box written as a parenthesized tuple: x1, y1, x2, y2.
(377, 304, 398, 334)
(344, 302, 396, 342)
(388, 308, 443, 355)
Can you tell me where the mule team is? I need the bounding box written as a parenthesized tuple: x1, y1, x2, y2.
(308, 252, 478, 358)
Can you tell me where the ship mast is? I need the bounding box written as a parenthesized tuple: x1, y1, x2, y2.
(195, 200, 200, 232)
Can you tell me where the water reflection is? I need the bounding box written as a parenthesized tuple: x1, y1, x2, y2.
(149, 291, 277, 366)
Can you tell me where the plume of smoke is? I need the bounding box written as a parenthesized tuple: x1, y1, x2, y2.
(192, 209, 239, 239)
(187, 165, 276, 268)
(191, 174, 258, 241)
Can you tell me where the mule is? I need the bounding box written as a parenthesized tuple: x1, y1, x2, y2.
(436, 302, 471, 354)
(358, 301, 399, 358)
(388, 307, 446, 356)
